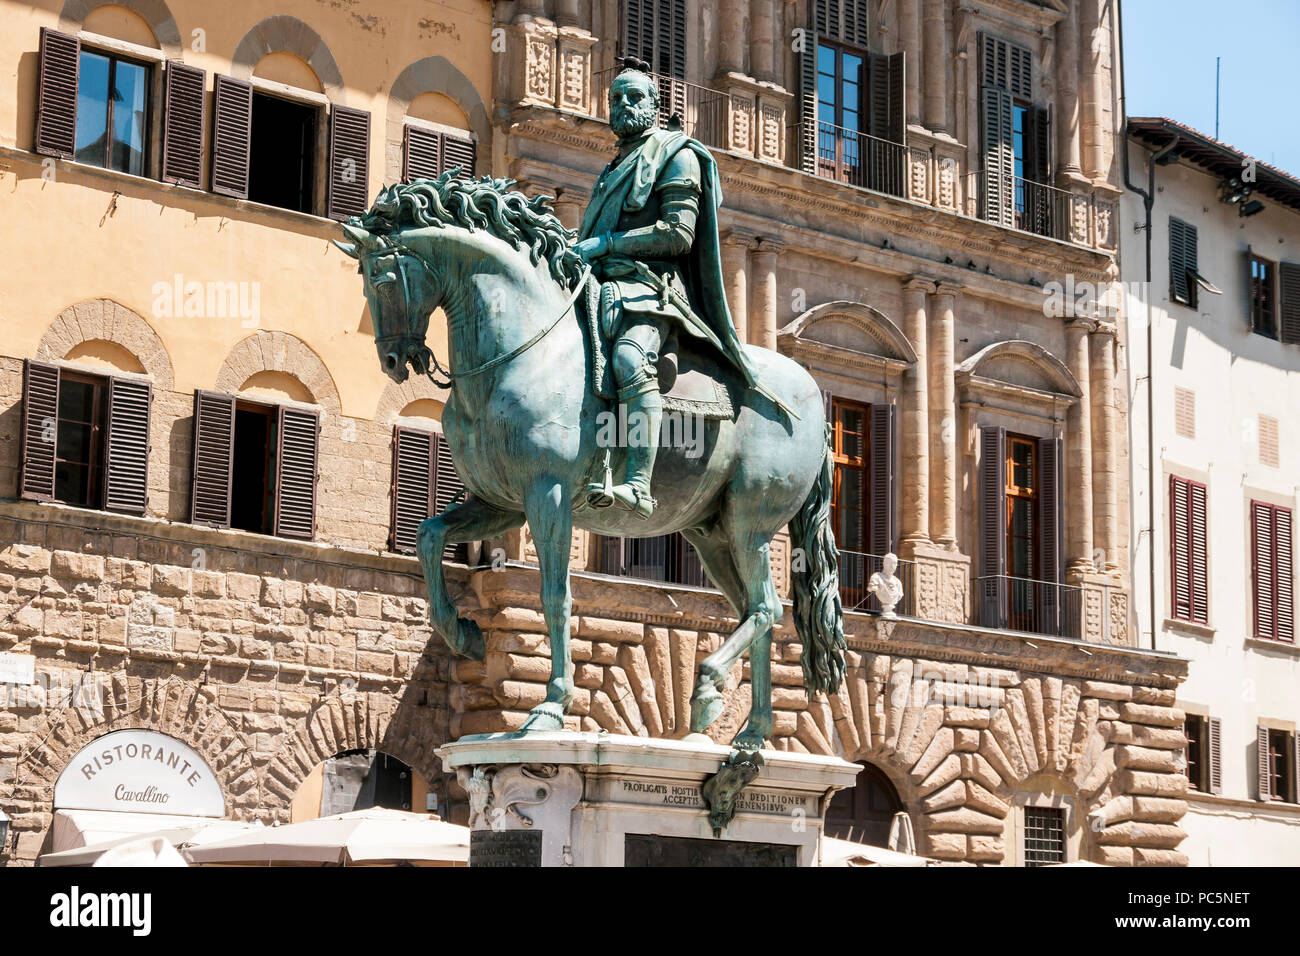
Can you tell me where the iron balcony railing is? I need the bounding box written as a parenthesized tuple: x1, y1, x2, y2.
(837, 548, 917, 617)
(966, 170, 1117, 247)
(975, 574, 1082, 640)
(591, 533, 712, 588)
(591, 68, 727, 149)
(796, 120, 907, 198)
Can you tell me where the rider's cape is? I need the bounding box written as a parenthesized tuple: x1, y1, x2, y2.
(577, 129, 758, 390)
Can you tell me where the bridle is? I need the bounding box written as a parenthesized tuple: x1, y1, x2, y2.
(364, 237, 591, 390)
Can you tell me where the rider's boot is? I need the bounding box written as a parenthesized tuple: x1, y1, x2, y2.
(587, 387, 661, 518)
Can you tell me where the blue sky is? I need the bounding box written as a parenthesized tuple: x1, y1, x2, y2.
(1122, 0, 1300, 174)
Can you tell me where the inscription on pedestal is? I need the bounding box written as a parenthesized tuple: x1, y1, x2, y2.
(624, 833, 797, 867)
(470, 829, 543, 867)
(617, 779, 811, 815)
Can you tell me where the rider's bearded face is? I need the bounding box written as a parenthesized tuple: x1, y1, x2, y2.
(609, 77, 658, 138)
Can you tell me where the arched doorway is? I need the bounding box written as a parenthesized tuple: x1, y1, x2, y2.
(825, 761, 904, 845)
(291, 749, 433, 822)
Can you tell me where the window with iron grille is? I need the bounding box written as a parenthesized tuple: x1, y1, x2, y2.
(1022, 805, 1066, 866)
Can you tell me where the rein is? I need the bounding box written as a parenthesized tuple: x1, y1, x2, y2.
(369, 239, 590, 390)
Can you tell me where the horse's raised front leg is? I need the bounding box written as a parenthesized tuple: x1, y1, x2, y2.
(416, 494, 523, 661)
(690, 530, 781, 750)
(519, 477, 574, 733)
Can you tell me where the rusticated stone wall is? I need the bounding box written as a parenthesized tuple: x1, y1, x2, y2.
(452, 563, 1190, 866)
(0, 502, 458, 865)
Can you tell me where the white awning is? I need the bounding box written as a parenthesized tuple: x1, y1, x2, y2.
(44, 808, 237, 859)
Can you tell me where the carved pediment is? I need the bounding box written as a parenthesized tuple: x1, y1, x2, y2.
(956, 340, 1081, 414)
(778, 301, 916, 377)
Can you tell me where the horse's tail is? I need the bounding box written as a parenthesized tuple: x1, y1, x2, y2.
(790, 429, 846, 696)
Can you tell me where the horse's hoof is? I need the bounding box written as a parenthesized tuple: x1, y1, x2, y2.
(732, 727, 770, 752)
(454, 618, 485, 661)
(520, 701, 565, 733)
(690, 685, 725, 734)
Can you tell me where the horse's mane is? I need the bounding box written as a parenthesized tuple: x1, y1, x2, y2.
(355, 169, 585, 288)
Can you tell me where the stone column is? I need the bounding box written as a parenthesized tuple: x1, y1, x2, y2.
(515, 0, 546, 20)
(1080, 0, 1106, 180)
(901, 277, 934, 547)
(719, 0, 748, 76)
(721, 231, 755, 345)
(921, 0, 948, 134)
(1090, 323, 1119, 570)
(554, 0, 579, 27)
(1054, 0, 1082, 179)
(1064, 318, 1094, 575)
(552, 191, 585, 232)
(928, 282, 959, 549)
(898, 0, 922, 127)
(750, 0, 778, 84)
(750, 238, 782, 349)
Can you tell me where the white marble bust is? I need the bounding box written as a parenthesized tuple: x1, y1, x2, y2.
(868, 552, 904, 618)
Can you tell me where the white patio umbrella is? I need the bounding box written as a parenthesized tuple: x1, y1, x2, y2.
(182, 808, 470, 866)
(39, 818, 264, 867)
(819, 835, 935, 867)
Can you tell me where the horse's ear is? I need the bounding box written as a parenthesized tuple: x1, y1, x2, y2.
(342, 223, 373, 248)
(332, 239, 359, 259)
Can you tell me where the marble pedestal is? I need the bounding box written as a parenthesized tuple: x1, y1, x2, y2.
(437, 731, 861, 867)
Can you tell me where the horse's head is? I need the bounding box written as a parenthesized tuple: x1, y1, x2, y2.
(334, 221, 438, 384)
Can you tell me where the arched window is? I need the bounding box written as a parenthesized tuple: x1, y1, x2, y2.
(824, 761, 903, 845)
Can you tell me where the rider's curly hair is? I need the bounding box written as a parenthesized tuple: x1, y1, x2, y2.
(356, 170, 585, 288)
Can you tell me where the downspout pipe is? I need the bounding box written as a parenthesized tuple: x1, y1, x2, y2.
(1116, 0, 1179, 651)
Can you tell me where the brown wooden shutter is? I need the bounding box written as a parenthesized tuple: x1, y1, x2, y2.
(1259, 724, 1273, 800)
(978, 425, 1007, 628)
(1037, 436, 1062, 585)
(19, 359, 60, 501)
(979, 72, 1014, 225)
(103, 376, 151, 515)
(621, 0, 654, 65)
(1170, 476, 1192, 620)
(798, 3, 821, 176)
(1294, 733, 1300, 803)
(327, 105, 371, 221)
(161, 62, 206, 188)
(1252, 501, 1275, 639)
(1278, 261, 1300, 345)
(442, 131, 476, 177)
(1277, 506, 1294, 642)
(1208, 716, 1223, 795)
(869, 402, 896, 556)
(1189, 481, 1208, 624)
(390, 426, 433, 554)
(432, 431, 464, 513)
(190, 390, 235, 527)
(211, 75, 253, 199)
(273, 405, 319, 540)
(35, 27, 79, 159)
(403, 124, 440, 181)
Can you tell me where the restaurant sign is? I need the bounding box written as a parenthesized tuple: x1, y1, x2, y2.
(54, 729, 225, 816)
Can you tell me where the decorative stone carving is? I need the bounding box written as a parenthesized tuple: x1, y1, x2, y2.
(908, 148, 931, 203)
(1108, 590, 1129, 645)
(526, 34, 555, 103)
(1070, 193, 1091, 246)
(1095, 201, 1114, 250)
(937, 156, 957, 210)
(728, 93, 755, 155)
(758, 101, 783, 162)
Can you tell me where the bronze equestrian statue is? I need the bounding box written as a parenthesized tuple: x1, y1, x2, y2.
(334, 60, 845, 751)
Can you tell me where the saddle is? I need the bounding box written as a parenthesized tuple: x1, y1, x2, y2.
(579, 275, 735, 420)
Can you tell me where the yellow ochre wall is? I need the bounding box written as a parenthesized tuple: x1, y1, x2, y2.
(0, 0, 493, 420)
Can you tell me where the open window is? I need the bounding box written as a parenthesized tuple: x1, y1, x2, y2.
(1258, 725, 1299, 803)
(189, 390, 319, 539)
(827, 394, 898, 611)
(18, 359, 151, 514)
(210, 74, 369, 219)
(1184, 713, 1222, 794)
(977, 426, 1065, 635)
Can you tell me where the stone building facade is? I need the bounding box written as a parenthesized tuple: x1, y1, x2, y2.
(0, 0, 1188, 865)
